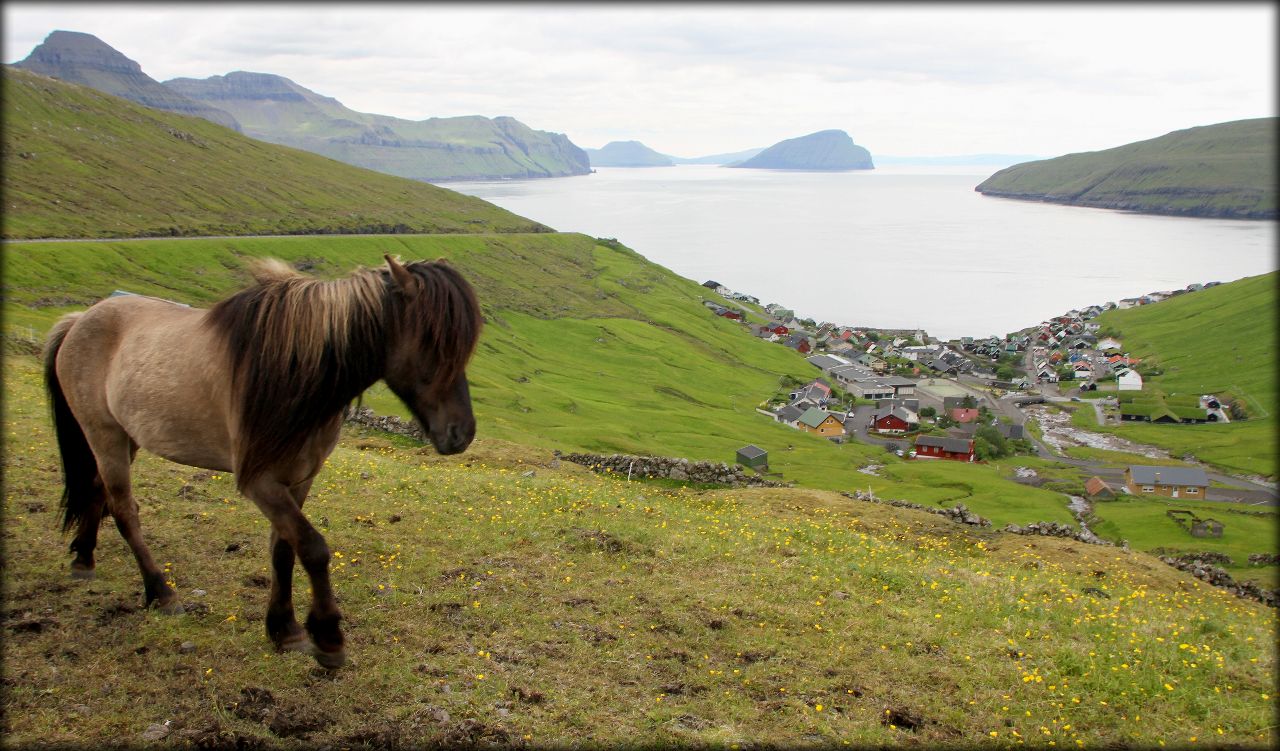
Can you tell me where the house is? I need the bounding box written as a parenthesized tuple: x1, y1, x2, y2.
(1116, 369, 1143, 391)
(797, 407, 845, 439)
(914, 435, 975, 462)
(735, 445, 768, 471)
(1096, 337, 1123, 351)
(784, 334, 812, 354)
(1084, 476, 1116, 500)
(871, 405, 918, 433)
(949, 408, 980, 424)
(995, 423, 1024, 440)
(773, 404, 806, 426)
(1124, 465, 1210, 499)
(807, 354, 851, 372)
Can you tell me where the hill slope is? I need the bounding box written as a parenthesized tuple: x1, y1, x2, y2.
(3, 348, 1275, 748)
(584, 140, 674, 167)
(732, 130, 874, 170)
(1, 67, 546, 239)
(165, 71, 590, 182)
(13, 29, 242, 132)
(1085, 272, 1278, 479)
(975, 119, 1276, 219)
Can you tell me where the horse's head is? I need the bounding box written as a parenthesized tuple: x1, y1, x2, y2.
(382, 256, 481, 455)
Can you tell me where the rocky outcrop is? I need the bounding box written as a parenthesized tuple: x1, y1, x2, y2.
(556, 452, 788, 488)
(13, 30, 241, 132)
(732, 129, 873, 171)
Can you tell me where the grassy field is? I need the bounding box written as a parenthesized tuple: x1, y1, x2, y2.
(2, 68, 546, 239)
(3, 233, 1089, 531)
(3, 353, 1275, 748)
(1083, 272, 1278, 479)
(975, 118, 1276, 219)
(1087, 495, 1279, 586)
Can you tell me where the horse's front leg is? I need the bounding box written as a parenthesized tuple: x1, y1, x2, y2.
(243, 476, 344, 669)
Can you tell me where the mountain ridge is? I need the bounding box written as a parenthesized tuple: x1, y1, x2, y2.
(974, 119, 1276, 219)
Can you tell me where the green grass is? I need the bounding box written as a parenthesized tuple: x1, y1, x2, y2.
(2, 67, 546, 239)
(1088, 496, 1279, 586)
(2, 353, 1275, 748)
(1078, 273, 1278, 478)
(976, 118, 1276, 219)
(5, 233, 1093, 531)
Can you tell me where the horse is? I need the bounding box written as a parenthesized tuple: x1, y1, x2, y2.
(42, 255, 482, 668)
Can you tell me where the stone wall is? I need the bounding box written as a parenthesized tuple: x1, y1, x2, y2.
(841, 491, 991, 527)
(1159, 556, 1278, 608)
(556, 451, 788, 488)
(345, 406, 426, 441)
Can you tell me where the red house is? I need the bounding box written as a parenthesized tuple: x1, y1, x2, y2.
(719, 309, 743, 321)
(872, 405, 917, 433)
(914, 435, 975, 462)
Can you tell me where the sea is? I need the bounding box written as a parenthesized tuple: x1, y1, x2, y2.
(435, 165, 1277, 341)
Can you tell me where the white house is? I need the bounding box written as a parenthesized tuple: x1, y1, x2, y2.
(1116, 369, 1144, 391)
(1096, 337, 1123, 351)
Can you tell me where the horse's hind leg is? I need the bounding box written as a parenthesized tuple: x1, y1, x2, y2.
(68, 442, 134, 579)
(68, 477, 108, 579)
(91, 430, 181, 613)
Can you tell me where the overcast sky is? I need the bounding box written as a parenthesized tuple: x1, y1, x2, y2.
(4, 2, 1275, 158)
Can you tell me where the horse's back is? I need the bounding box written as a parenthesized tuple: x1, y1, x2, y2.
(55, 295, 236, 471)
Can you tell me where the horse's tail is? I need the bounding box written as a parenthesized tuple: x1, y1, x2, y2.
(43, 314, 99, 535)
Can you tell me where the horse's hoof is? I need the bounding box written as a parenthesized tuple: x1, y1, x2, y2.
(313, 648, 346, 670)
(156, 600, 185, 615)
(279, 634, 314, 655)
(70, 567, 95, 580)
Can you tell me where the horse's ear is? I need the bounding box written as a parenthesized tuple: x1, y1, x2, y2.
(385, 255, 413, 289)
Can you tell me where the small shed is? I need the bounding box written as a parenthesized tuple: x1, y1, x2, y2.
(1084, 476, 1115, 500)
(735, 444, 768, 471)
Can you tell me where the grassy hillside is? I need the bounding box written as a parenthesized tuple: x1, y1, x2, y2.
(975, 118, 1276, 219)
(3, 353, 1275, 748)
(1084, 272, 1277, 479)
(1, 67, 546, 239)
(5, 233, 1088, 531)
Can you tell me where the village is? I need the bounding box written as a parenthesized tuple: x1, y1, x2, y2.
(701, 277, 1257, 507)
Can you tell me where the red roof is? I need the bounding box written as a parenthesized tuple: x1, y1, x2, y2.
(949, 408, 979, 423)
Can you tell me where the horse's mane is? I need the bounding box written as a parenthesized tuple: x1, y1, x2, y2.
(205, 258, 480, 490)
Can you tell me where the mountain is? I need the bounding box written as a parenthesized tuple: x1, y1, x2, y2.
(731, 130, 874, 170)
(974, 119, 1276, 219)
(164, 71, 591, 182)
(584, 140, 674, 167)
(669, 147, 765, 165)
(12, 30, 242, 132)
(1, 67, 545, 239)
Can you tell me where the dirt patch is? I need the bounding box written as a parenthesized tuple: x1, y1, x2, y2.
(226, 686, 330, 739)
(882, 705, 925, 731)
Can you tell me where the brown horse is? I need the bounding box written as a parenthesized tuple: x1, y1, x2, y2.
(43, 255, 481, 668)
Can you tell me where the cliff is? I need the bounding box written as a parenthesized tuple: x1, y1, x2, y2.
(13, 30, 241, 132)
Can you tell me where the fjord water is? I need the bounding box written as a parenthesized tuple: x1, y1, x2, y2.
(437, 165, 1276, 340)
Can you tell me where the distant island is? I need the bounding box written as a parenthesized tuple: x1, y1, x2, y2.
(731, 130, 874, 171)
(975, 118, 1276, 220)
(14, 30, 591, 182)
(585, 141, 674, 167)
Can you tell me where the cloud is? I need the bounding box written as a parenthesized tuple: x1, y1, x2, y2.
(2, 2, 1273, 157)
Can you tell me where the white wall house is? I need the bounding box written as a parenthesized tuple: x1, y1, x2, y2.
(1117, 369, 1144, 391)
